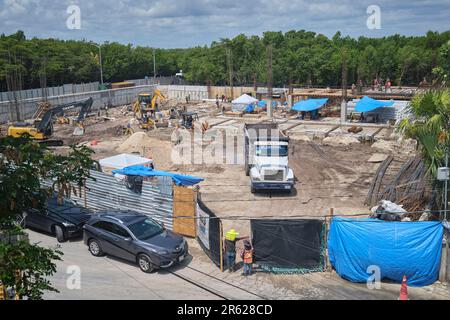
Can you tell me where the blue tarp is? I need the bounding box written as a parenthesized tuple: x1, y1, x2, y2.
(355, 96, 395, 112)
(328, 217, 443, 287)
(112, 166, 204, 187)
(245, 104, 256, 113)
(258, 100, 277, 108)
(291, 98, 328, 112)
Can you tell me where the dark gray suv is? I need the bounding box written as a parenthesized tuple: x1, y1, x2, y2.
(83, 211, 188, 273)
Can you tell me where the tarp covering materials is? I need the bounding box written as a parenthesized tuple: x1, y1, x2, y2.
(112, 165, 204, 187)
(245, 104, 256, 113)
(251, 219, 324, 271)
(291, 98, 328, 112)
(99, 154, 153, 170)
(355, 96, 395, 112)
(257, 100, 277, 108)
(197, 199, 222, 267)
(232, 94, 258, 105)
(328, 217, 443, 287)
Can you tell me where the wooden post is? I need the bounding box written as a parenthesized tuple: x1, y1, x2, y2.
(326, 208, 334, 272)
(0, 283, 5, 300)
(219, 220, 224, 272)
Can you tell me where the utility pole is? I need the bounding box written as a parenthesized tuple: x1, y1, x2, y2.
(340, 48, 348, 124)
(153, 49, 157, 83)
(98, 45, 104, 85)
(267, 44, 273, 119)
(226, 48, 234, 100)
(438, 150, 449, 283)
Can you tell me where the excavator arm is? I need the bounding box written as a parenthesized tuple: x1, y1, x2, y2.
(36, 97, 93, 135)
(151, 89, 167, 110)
(8, 97, 94, 143)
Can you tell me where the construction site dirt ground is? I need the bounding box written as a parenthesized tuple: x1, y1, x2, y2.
(4, 102, 443, 299)
(35, 102, 419, 236)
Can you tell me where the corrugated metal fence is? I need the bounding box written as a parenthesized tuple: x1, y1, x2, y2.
(0, 85, 156, 124)
(44, 170, 174, 230)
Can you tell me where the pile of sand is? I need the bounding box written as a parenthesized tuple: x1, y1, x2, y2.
(117, 132, 153, 154)
(322, 136, 360, 146)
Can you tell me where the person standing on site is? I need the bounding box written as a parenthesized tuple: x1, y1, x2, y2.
(241, 240, 254, 276)
(224, 229, 248, 273)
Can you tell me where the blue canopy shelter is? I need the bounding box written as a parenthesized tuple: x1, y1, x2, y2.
(291, 98, 328, 112)
(112, 166, 204, 187)
(355, 96, 395, 112)
(258, 100, 277, 108)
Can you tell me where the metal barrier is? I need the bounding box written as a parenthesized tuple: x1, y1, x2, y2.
(43, 170, 174, 230)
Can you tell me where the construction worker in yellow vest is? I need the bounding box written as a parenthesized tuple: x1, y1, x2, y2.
(240, 240, 254, 276)
(224, 229, 248, 273)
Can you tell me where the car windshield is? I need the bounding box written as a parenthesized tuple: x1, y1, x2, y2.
(128, 218, 164, 240)
(256, 145, 288, 157)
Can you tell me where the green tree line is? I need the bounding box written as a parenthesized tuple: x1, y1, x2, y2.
(1, 29, 449, 91)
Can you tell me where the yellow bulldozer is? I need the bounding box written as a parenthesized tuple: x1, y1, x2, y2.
(132, 89, 167, 130)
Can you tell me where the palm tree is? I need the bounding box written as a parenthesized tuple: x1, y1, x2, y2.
(398, 89, 450, 177)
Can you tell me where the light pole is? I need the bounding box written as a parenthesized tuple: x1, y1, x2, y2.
(92, 43, 104, 85)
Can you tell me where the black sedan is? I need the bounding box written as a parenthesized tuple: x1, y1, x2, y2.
(22, 196, 93, 243)
(83, 211, 188, 273)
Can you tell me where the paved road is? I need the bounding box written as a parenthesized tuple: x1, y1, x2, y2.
(28, 230, 261, 300)
(28, 229, 450, 300)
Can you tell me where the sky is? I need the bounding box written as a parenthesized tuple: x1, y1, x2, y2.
(0, 0, 449, 48)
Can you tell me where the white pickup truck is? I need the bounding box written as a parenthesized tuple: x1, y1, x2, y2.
(244, 123, 295, 193)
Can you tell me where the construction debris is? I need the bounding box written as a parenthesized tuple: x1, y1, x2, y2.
(370, 200, 407, 221)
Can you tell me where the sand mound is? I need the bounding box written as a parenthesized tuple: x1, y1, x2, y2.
(117, 132, 153, 153)
(322, 136, 360, 146)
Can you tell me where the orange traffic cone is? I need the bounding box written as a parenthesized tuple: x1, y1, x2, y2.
(399, 275, 408, 300)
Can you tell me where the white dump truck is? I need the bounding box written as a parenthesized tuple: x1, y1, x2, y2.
(244, 123, 295, 193)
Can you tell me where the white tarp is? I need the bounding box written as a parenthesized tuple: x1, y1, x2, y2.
(99, 154, 153, 170)
(232, 94, 258, 105)
(231, 94, 258, 112)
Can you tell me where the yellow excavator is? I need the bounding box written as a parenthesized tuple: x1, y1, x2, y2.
(8, 97, 93, 146)
(132, 89, 167, 130)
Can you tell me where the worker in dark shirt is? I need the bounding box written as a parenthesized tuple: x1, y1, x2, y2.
(224, 229, 248, 273)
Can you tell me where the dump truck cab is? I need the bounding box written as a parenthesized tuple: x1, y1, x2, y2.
(244, 123, 294, 193)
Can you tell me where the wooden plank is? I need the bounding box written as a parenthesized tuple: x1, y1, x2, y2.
(172, 186, 197, 238)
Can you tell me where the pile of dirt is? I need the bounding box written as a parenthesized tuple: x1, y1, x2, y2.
(322, 136, 360, 146)
(117, 132, 153, 154)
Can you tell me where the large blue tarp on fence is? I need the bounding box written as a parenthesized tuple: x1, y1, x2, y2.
(291, 98, 328, 112)
(355, 96, 395, 112)
(328, 217, 443, 287)
(113, 165, 204, 187)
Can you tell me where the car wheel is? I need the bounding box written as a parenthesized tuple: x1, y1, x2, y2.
(88, 239, 103, 257)
(54, 225, 67, 243)
(250, 187, 256, 194)
(137, 254, 154, 273)
(15, 213, 26, 228)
